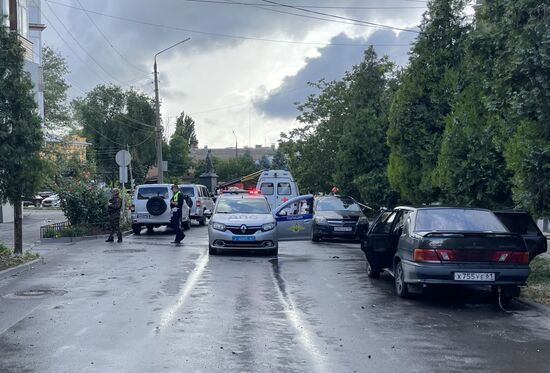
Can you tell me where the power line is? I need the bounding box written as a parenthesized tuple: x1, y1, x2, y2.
(258, 0, 419, 33)
(74, 0, 149, 74)
(45, 1, 414, 48)
(183, 0, 426, 9)
(43, 0, 124, 84)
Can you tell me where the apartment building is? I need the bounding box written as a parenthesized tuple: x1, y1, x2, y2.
(0, 0, 45, 223)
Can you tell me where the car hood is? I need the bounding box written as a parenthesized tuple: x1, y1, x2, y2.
(212, 213, 275, 226)
(315, 210, 364, 220)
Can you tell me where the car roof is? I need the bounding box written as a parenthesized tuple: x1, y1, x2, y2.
(136, 184, 172, 188)
(179, 184, 205, 188)
(218, 194, 267, 200)
(393, 206, 493, 212)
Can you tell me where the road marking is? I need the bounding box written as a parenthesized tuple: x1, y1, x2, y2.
(74, 327, 88, 336)
(272, 266, 329, 373)
(157, 251, 209, 332)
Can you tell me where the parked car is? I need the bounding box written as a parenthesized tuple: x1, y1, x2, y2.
(361, 207, 530, 300)
(23, 195, 43, 207)
(310, 195, 369, 241)
(41, 194, 61, 208)
(180, 184, 214, 226)
(494, 210, 547, 261)
(256, 170, 300, 210)
(208, 194, 278, 255)
(131, 184, 191, 235)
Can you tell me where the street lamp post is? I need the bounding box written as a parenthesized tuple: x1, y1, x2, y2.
(232, 130, 238, 158)
(154, 38, 190, 183)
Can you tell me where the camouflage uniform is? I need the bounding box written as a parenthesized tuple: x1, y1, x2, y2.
(106, 191, 122, 243)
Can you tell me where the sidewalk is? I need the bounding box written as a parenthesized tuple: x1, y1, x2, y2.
(0, 208, 65, 250)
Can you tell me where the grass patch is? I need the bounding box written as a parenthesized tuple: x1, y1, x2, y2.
(522, 256, 550, 305)
(0, 242, 40, 271)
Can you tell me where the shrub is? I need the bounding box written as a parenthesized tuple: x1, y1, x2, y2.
(57, 179, 109, 226)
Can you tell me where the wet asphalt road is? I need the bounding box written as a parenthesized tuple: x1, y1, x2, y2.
(1, 225, 550, 373)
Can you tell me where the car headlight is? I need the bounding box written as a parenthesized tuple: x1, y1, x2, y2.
(315, 217, 328, 225)
(262, 222, 276, 232)
(211, 222, 226, 231)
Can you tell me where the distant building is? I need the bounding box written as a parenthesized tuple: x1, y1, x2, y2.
(190, 145, 276, 163)
(45, 134, 92, 161)
(0, 0, 46, 223)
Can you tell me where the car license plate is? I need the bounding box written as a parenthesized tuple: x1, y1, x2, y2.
(137, 213, 150, 219)
(334, 227, 353, 232)
(454, 272, 495, 282)
(232, 236, 255, 241)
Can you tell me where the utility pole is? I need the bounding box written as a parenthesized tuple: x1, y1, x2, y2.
(232, 130, 238, 158)
(153, 38, 190, 184)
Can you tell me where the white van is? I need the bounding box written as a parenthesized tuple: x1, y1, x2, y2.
(179, 184, 214, 226)
(256, 170, 300, 210)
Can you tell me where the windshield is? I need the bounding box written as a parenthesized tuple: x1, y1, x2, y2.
(137, 187, 168, 200)
(415, 209, 508, 232)
(316, 197, 361, 212)
(215, 198, 270, 214)
(180, 187, 195, 197)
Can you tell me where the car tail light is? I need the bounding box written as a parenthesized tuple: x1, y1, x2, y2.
(509, 251, 529, 264)
(435, 249, 457, 261)
(248, 189, 261, 195)
(130, 204, 135, 212)
(492, 251, 511, 262)
(413, 249, 440, 262)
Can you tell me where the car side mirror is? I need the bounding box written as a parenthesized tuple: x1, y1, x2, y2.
(278, 210, 288, 217)
(204, 209, 212, 217)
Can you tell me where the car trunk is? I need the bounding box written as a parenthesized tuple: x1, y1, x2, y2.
(494, 211, 548, 261)
(418, 231, 528, 263)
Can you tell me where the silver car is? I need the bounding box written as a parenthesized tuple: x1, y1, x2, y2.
(208, 195, 278, 255)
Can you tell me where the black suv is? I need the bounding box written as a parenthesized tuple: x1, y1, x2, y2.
(361, 207, 531, 299)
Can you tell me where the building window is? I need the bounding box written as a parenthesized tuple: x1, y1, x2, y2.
(0, 0, 9, 27)
(16, 0, 28, 38)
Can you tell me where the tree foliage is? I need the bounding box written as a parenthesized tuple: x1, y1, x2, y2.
(0, 26, 44, 254)
(43, 45, 71, 132)
(73, 86, 157, 185)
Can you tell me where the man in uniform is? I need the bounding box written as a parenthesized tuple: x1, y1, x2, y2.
(170, 184, 185, 244)
(106, 189, 123, 243)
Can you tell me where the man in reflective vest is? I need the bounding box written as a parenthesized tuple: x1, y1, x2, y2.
(170, 184, 185, 244)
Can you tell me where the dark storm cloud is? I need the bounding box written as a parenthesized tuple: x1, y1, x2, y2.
(254, 29, 417, 119)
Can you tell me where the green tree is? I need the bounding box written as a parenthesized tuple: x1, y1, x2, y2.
(334, 47, 399, 208)
(73, 86, 157, 184)
(271, 148, 288, 170)
(0, 26, 45, 254)
(259, 154, 271, 170)
(174, 111, 198, 148)
(387, 0, 469, 204)
(472, 0, 550, 216)
(43, 45, 71, 131)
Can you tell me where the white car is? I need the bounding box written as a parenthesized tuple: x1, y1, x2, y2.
(256, 170, 300, 210)
(41, 194, 61, 208)
(179, 184, 214, 226)
(131, 184, 191, 235)
(208, 194, 317, 256)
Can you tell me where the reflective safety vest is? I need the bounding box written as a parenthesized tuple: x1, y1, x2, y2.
(172, 191, 181, 202)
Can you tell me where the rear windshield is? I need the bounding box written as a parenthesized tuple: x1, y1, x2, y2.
(415, 209, 508, 232)
(260, 182, 274, 195)
(316, 197, 361, 212)
(180, 187, 195, 197)
(137, 187, 168, 200)
(495, 213, 540, 235)
(215, 198, 270, 214)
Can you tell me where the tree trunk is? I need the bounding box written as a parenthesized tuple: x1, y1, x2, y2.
(13, 198, 23, 255)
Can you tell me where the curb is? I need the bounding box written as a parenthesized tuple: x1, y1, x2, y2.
(0, 258, 41, 279)
(39, 229, 133, 244)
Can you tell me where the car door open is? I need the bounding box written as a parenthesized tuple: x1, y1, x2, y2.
(363, 210, 399, 269)
(273, 195, 314, 241)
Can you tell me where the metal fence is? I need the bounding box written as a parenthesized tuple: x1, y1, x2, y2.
(40, 221, 71, 239)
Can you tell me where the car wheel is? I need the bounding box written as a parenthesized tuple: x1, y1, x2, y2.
(394, 261, 409, 298)
(146, 225, 154, 234)
(209, 246, 217, 255)
(366, 261, 380, 279)
(132, 225, 142, 235)
(311, 224, 320, 242)
(199, 217, 206, 226)
(269, 248, 279, 256)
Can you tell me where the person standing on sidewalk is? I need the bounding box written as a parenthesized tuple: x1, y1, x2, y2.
(106, 189, 123, 243)
(170, 184, 185, 244)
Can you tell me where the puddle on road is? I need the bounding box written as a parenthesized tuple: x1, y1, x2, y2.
(3, 289, 67, 299)
(103, 249, 147, 254)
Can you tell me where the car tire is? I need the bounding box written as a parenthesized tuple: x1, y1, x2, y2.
(366, 261, 380, 279)
(146, 196, 167, 216)
(132, 225, 142, 235)
(311, 224, 321, 242)
(269, 248, 279, 256)
(183, 220, 192, 231)
(146, 225, 154, 234)
(199, 217, 206, 226)
(394, 261, 409, 298)
(209, 246, 217, 255)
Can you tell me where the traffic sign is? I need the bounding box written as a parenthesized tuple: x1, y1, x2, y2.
(115, 150, 132, 167)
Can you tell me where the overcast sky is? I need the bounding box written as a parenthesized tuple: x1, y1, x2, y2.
(40, 0, 430, 148)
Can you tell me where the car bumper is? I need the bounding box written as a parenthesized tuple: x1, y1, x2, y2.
(401, 260, 530, 286)
(315, 224, 367, 239)
(208, 226, 278, 250)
